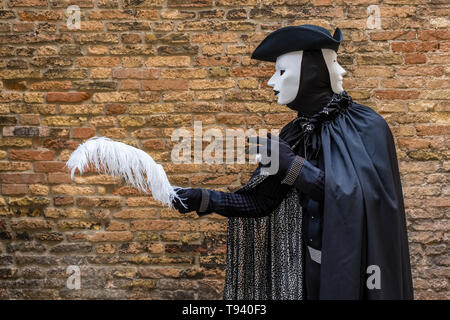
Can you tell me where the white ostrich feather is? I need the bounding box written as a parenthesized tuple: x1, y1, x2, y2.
(65, 136, 187, 209)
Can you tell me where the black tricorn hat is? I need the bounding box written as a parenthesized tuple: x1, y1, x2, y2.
(251, 24, 343, 62)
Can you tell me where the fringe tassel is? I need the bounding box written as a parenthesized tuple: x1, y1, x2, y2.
(65, 136, 186, 209)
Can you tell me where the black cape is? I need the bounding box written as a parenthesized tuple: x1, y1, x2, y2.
(223, 91, 414, 299)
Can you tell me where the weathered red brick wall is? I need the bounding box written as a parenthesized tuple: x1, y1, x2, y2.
(0, 0, 448, 299)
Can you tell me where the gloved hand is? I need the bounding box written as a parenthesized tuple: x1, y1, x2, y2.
(250, 132, 298, 182)
(172, 187, 203, 213)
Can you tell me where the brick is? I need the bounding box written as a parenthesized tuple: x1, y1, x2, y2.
(425, 197, 450, 208)
(95, 244, 116, 254)
(189, 79, 235, 90)
(129, 104, 174, 114)
(146, 114, 191, 127)
(106, 104, 127, 115)
(131, 220, 174, 231)
(0, 268, 18, 279)
(88, 231, 133, 242)
(0, 138, 32, 147)
(357, 54, 403, 65)
(199, 221, 226, 232)
(392, 41, 439, 53)
(53, 196, 74, 206)
(44, 208, 86, 219)
(52, 184, 95, 195)
(48, 173, 71, 184)
(0, 161, 32, 171)
(90, 116, 117, 127)
(92, 92, 138, 103)
(369, 30, 416, 41)
(418, 30, 450, 41)
(73, 175, 119, 185)
(399, 161, 441, 173)
(353, 66, 396, 78)
(49, 243, 92, 253)
(42, 116, 88, 127)
(416, 125, 450, 136)
(46, 92, 90, 103)
(145, 56, 190, 67)
(43, 136, 74, 151)
(29, 183, 49, 196)
(117, 115, 146, 127)
(405, 54, 426, 64)
(106, 220, 128, 231)
(194, 56, 239, 67)
(76, 197, 122, 208)
(113, 209, 158, 219)
(9, 149, 54, 161)
(97, 128, 127, 139)
(0, 173, 46, 184)
(75, 57, 121, 67)
(397, 137, 443, 149)
(373, 90, 420, 100)
(15, 256, 60, 266)
(141, 79, 188, 91)
(10, 219, 54, 231)
(2, 184, 27, 195)
(59, 104, 103, 115)
(34, 161, 67, 173)
(8, 195, 50, 207)
(161, 68, 206, 79)
(15, 114, 42, 127)
(112, 68, 159, 79)
(58, 220, 101, 230)
(176, 221, 197, 232)
(73, 127, 95, 139)
(0, 116, 17, 126)
(397, 66, 443, 77)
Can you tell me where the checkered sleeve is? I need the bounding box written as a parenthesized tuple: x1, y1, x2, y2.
(197, 174, 289, 218)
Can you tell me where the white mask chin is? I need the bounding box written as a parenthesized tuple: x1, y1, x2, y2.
(267, 51, 302, 105)
(321, 48, 347, 94)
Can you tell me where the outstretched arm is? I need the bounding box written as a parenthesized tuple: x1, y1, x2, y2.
(197, 174, 289, 218)
(173, 156, 324, 216)
(197, 156, 325, 217)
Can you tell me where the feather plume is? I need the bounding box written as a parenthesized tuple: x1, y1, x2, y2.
(65, 136, 187, 209)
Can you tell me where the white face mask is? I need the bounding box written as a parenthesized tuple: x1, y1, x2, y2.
(321, 48, 347, 94)
(267, 51, 303, 105)
(267, 49, 347, 105)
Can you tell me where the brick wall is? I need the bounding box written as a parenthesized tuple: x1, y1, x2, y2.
(0, 0, 448, 299)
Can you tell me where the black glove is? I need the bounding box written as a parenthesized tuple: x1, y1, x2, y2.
(172, 187, 203, 214)
(250, 132, 297, 182)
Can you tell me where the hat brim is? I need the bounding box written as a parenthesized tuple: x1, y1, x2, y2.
(251, 25, 343, 62)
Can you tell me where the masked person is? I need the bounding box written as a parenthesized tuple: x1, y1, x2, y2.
(172, 25, 414, 300)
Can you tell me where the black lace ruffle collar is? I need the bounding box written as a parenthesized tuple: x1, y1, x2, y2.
(293, 90, 353, 132)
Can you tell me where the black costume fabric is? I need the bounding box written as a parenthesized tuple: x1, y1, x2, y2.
(251, 24, 343, 62)
(223, 90, 414, 299)
(286, 49, 335, 117)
